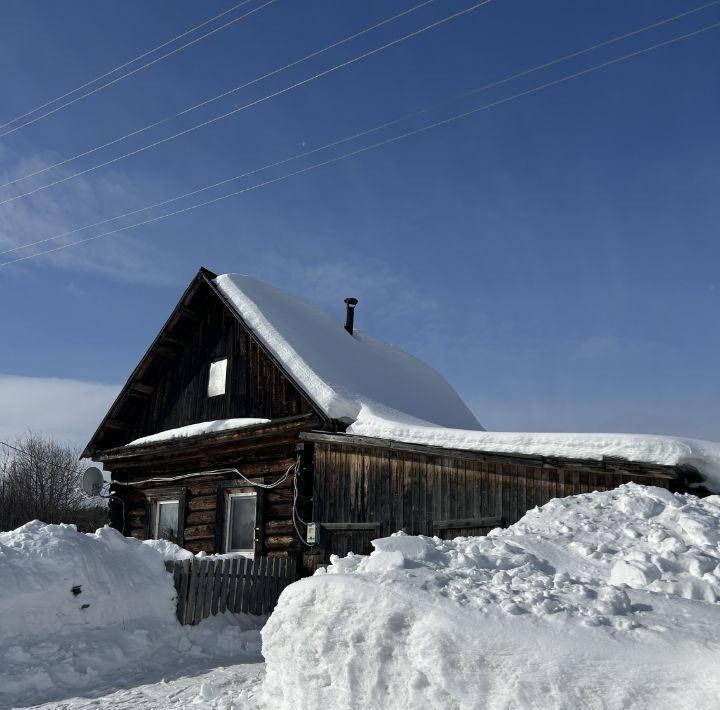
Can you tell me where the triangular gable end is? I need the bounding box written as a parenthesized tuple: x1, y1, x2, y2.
(82, 268, 327, 457)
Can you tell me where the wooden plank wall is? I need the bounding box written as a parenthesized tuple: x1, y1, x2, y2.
(97, 284, 316, 450)
(312, 442, 673, 561)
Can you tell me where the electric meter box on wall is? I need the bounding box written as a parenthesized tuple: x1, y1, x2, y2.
(306, 523, 318, 545)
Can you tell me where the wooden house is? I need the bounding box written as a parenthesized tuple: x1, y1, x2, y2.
(85, 267, 711, 574)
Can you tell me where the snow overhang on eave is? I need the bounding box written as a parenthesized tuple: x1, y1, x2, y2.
(298, 431, 684, 481)
(95, 413, 323, 464)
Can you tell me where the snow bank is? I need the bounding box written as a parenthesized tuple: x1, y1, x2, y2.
(348, 408, 720, 492)
(214, 274, 482, 430)
(126, 417, 270, 446)
(0, 520, 190, 642)
(263, 484, 720, 709)
(0, 521, 262, 708)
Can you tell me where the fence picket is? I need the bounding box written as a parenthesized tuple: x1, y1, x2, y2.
(165, 554, 296, 625)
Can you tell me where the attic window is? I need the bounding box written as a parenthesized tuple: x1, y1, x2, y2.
(208, 358, 227, 397)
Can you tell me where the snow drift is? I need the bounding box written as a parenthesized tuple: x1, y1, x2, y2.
(0, 522, 262, 708)
(0, 520, 187, 642)
(262, 484, 720, 709)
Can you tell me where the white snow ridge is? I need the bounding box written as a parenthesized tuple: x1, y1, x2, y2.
(262, 483, 720, 710)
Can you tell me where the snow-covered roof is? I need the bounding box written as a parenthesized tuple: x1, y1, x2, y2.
(213, 274, 482, 430)
(126, 418, 271, 447)
(347, 410, 720, 492)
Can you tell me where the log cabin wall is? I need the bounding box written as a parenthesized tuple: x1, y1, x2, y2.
(103, 416, 319, 561)
(304, 434, 679, 565)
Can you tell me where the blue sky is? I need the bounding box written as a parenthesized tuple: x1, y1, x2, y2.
(0, 0, 718, 446)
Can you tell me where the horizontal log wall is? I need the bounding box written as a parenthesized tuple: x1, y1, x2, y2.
(311, 442, 674, 563)
(109, 456, 302, 558)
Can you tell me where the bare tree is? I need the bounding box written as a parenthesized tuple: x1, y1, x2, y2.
(0, 433, 107, 532)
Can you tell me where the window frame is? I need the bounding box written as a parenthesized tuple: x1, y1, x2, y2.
(144, 487, 185, 546)
(207, 357, 228, 397)
(155, 499, 180, 542)
(224, 490, 259, 558)
(215, 478, 264, 560)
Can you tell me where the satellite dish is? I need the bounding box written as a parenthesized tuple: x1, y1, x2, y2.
(81, 467, 105, 497)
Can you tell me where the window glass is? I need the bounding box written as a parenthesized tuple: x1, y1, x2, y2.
(208, 358, 227, 397)
(227, 494, 256, 555)
(156, 500, 179, 543)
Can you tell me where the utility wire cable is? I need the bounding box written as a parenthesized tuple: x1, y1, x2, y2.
(2, 1, 717, 258)
(0, 439, 83, 474)
(4, 19, 718, 269)
(0, 0, 255, 132)
(0, 0, 274, 137)
(0, 0, 493, 209)
(0, 0, 437, 191)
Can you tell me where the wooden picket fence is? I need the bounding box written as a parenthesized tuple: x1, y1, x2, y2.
(165, 555, 298, 625)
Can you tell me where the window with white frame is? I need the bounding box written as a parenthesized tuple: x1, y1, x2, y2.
(225, 491, 257, 557)
(207, 358, 228, 397)
(155, 500, 180, 543)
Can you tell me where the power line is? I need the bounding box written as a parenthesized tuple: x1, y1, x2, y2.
(3, 18, 717, 269)
(0, 0, 274, 137)
(2, 1, 717, 258)
(0, 439, 83, 474)
(0, 0, 437, 191)
(0, 0, 494, 209)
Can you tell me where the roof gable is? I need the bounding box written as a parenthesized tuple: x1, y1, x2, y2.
(83, 269, 321, 457)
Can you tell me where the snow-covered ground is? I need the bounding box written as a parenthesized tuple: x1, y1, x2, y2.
(5, 484, 720, 709)
(263, 483, 720, 710)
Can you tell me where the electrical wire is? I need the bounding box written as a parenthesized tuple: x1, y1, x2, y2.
(2, 0, 716, 257)
(3, 17, 717, 269)
(116, 463, 295, 489)
(0, 438, 83, 474)
(0, 0, 493, 209)
(0, 0, 273, 136)
(292, 459, 315, 547)
(0, 0, 437, 191)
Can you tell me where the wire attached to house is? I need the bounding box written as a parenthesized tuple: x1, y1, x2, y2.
(292, 458, 315, 547)
(114, 463, 294, 489)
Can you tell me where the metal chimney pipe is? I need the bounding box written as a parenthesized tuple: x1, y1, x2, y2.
(344, 297, 358, 335)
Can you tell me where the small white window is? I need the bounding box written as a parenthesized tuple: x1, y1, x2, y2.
(155, 500, 180, 543)
(208, 358, 228, 397)
(225, 492, 257, 558)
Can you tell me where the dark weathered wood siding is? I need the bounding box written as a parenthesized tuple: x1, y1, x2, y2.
(307, 436, 678, 566)
(103, 416, 318, 559)
(122, 295, 314, 444)
(86, 272, 320, 454)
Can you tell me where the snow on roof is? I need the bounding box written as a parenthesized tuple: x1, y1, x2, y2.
(126, 418, 271, 447)
(213, 274, 483, 430)
(347, 409, 720, 492)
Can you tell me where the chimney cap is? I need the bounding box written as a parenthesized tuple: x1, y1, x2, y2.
(344, 297, 358, 307)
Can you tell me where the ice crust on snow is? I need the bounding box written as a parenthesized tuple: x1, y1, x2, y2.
(348, 409, 720, 492)
(0, 521, 263, 708)
(262, 483, 720, 709)
(126, 417, 271, 447)
(213, 274, 482, 430)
